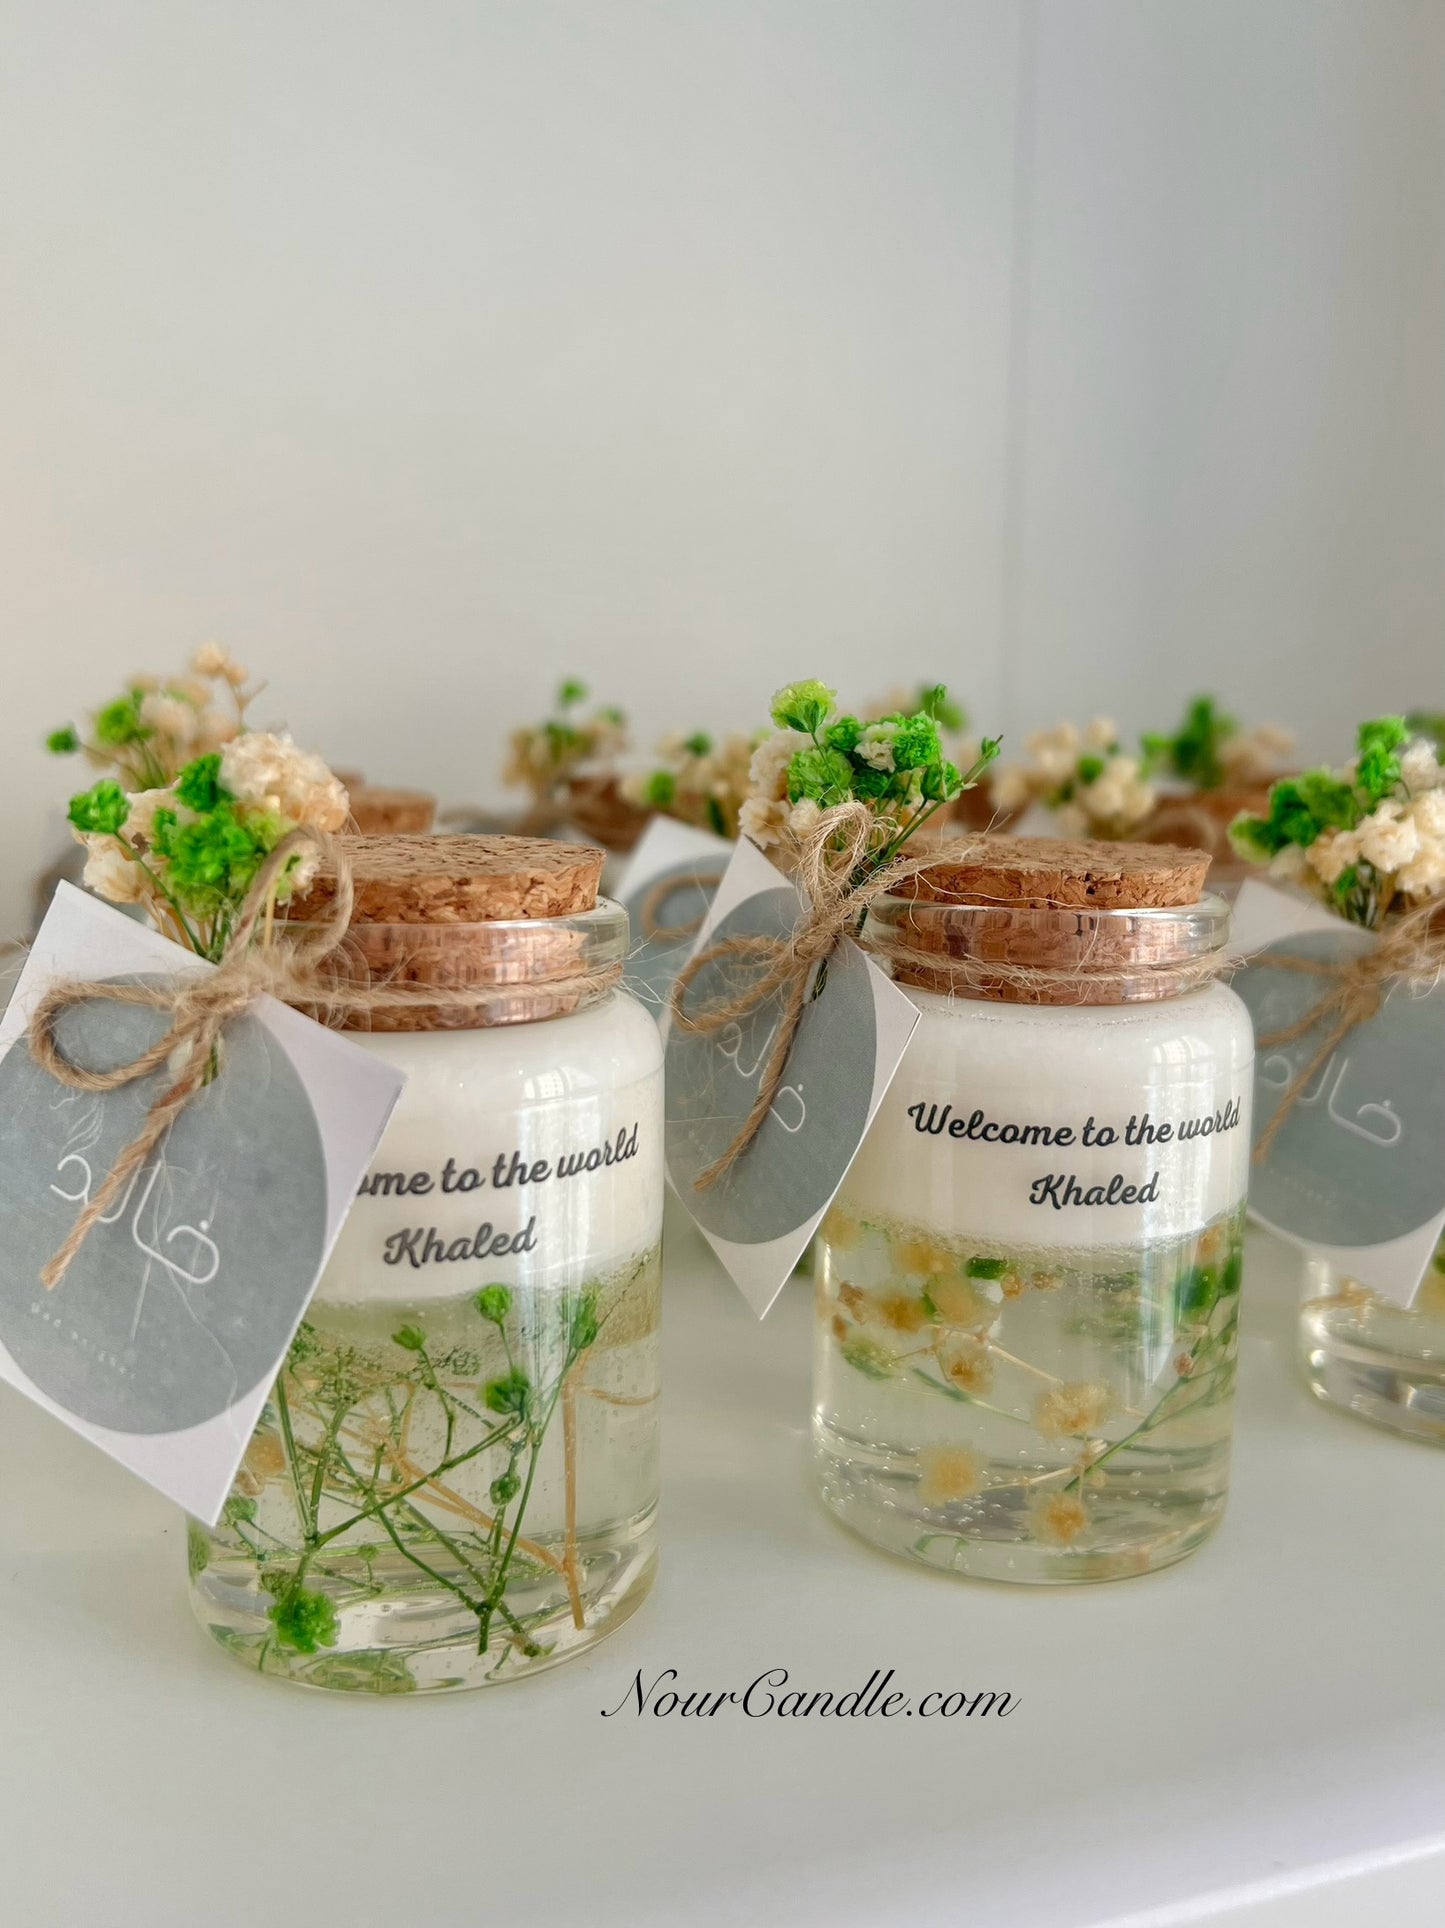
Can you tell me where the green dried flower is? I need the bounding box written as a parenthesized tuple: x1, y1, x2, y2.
(489, 1471, 521, 1505)
(474, 1284, 513, 1325)
(93, 694, 148, 748)
(67, 780, 130, 836)
(786, 745, 854, 806)
(391, 1324, 426, 1352)
(173, 751, 227, 813)
(484, 1366, 532, 1417)
(569, 1291, 600, 1352)
(770, 680, 836, 735)
(46, 725, 80, 756)
(268, 1586, 340, 1654)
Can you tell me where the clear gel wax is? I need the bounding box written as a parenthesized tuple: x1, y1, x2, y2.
(187, 836, 663, 1691)
(812, 845, 1254, 1583)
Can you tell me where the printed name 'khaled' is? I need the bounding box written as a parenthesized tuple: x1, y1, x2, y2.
(1029, 1172, 1160, 1211)
(384, 1219, 538, 1268)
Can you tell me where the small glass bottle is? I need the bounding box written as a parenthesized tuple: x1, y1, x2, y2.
(1298, 1243, 1445, 1444)
(813, 840, 1254, 1583)
(188, 835, 664, 1691)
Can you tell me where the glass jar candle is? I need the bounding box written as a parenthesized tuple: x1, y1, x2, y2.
(1298, 1241, 1445, 1444)
(188, 835, 664, 1691)
(813, 840, 1254, 1583)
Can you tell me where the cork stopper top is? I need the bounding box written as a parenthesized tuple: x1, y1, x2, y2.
(346, 785, 438, 837)
(907, 836, 1211, 910)
(295, 833, 605, 925)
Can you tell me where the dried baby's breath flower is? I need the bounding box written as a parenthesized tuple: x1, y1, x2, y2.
(991, 720, 1155, 837)
(917, 1444, 986, 1506)
(1232, 716, 1445, 927)
(892, 1233, 956, 1278)
(927, 1277, 997, 1332)
(821, 1204, 862, 1251)
(1033, 1380, 1112, 1440)
(869, 1290, 929, 1335)
(1027, 1489, 1090, 1545)
(999, 1270, 1025, 1300)
(1028, 1269, 1063, 1293)
(220, 731, 350, 835)
(738, 795, 792, 848)
(830, 1313, 850, 1344)
(940, 1335, 994, 1396)
(79, 835, 145, 903)
(836, 1282, 868, 1318)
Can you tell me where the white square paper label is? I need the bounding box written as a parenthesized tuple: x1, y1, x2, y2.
(0, 884, 405, 1520)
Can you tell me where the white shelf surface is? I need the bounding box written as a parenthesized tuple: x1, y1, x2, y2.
(1, 1217, 1442, 1927)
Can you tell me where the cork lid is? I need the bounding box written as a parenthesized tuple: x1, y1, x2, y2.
(907, 836, 1211, 910)
(295, 833, 605, 925)
(347, 785, 437, 836)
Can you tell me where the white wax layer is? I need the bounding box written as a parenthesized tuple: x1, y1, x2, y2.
(841, 981, 1254, 1249)
(318, 991, 664, 1304)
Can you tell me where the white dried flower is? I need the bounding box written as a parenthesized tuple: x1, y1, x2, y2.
(1268, 843, 1309, 883)
(990, 765, 1033, 812)
(748, 731, 806, 803)
(619, 770, 651, 807)
(855, 722, 898, 773)
(1401, 740, 1444, 796)
(1358, 801, 1420, 873)
(1026, 723, 1080, 783)
(1219, 723, 1294, 782)
(1411, 790, 1445, 838)
(123, 786, 175, 849)
(191, 642, 231, 678)
(79, 836, 144, 904)
(220, 731, 350, 833)
(1083, 717, 1118, 752)
(788, 798, 824, 837)
(739, 796, 792, 847)
(139, 693, 198, 742)
(1307, 827, 1362, 885)
(1397, 839, 1445, 900)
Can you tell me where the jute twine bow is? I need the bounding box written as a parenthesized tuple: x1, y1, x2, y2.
(27, 826, 621, 1289)
(670, 805, 995, 1192)
(1250, 897, 1445, 1162)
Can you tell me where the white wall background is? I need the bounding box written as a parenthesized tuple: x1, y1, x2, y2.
(1, 0, 1442, 934)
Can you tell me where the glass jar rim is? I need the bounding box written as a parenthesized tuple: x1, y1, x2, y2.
(862, 891, 1230, 1005)
(293, 897, 629, 1031)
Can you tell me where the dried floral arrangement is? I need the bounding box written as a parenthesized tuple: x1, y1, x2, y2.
(738, 679, 998, 861)
(1229, 716, 1445, 927)
(503, 679, 629, 833)
(47, 643, 260, 790)
(55, 646, 349, 959)
(620, 729, 757, 840)
(989, 718, 1155, 837)
(1141, 695, 1293, 793)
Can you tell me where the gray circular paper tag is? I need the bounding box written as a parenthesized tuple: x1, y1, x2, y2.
(0, 979, 327, 1433)
(1235, 930, 1445, 1247)
(665, 888, 876, 1243)
(622, 857, 723, 1017)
